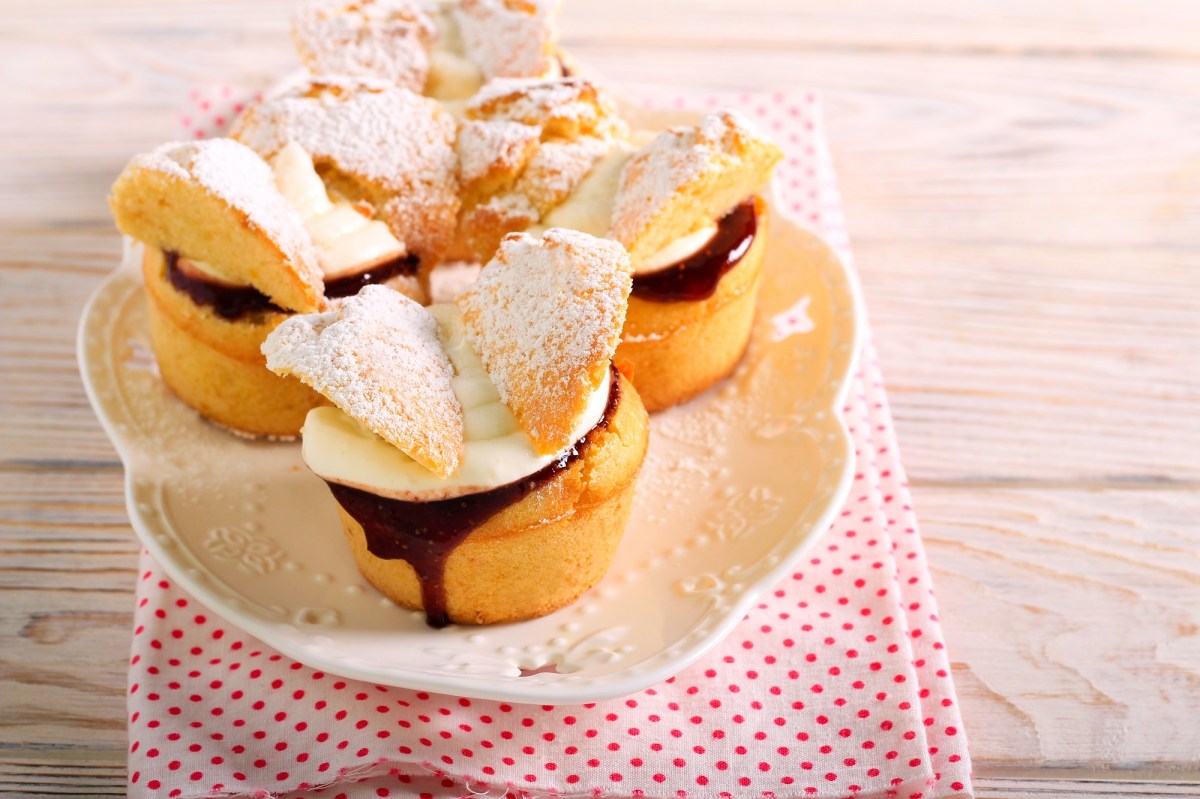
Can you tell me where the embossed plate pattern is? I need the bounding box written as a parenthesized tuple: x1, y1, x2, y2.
(79, 211, 860, 704)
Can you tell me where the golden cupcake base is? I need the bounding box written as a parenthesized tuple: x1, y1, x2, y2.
(141, 248, 324, 438)
(614, 196, 770, 412)
(334, 371, 649, 625)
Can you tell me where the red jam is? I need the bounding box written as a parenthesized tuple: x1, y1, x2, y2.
(165, 251, 284, 319)
(164, 250, 420, 318)
(630, 199, 757, 303)
(326, 366, 621, 629)
(323, 254, 419, 299)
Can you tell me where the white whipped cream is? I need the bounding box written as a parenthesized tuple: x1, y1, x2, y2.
(174, 255, 248, 287)
(425, 8, 485, 103)
(426, 47, 485, 104)
(272, 142, 406, 280)
(536, 142, 634, 239)
(535, 140, 719, 275)
(301, 303, 612, 501)
(638, 224, 718, 274)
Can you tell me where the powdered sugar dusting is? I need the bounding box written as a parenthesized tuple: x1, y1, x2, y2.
(466, 77, 619, 137)
(456, 119, 539, 188)
(130, 139, 322, 305)
(230, 78, 459, 262)
(457, 228, 630, 454)
(610, 116, 727, 247)
(457, 77, 625, 258)
(514, 135, 611, 213)
(292, 0, 436, 91)
(454, 0, 561, 80)
(611, 110, 777, 253)
(262, 285, 463, 477)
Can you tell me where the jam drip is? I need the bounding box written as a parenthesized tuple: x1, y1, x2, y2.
(630, 199, 757, 303)
(324, 254, 419, 299)
(327, 367, 621, 629)
(165, 251, 284, 320)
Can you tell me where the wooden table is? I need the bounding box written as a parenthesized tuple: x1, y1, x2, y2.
(2, 1, 1198, 796)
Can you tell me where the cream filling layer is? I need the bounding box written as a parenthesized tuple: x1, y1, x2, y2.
(536, 141, 634, 239)
(301, 303, 612, 502)
(638, 224, 718, 274)
(174, 144, 407, 288)
(272, 142, 406, 281)
(534, 140, 719, 275)
(426, 47, 485, 105)
(173, 255, 246, 287)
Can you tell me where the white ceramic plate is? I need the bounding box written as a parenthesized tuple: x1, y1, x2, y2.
(78, 213, 860, 704)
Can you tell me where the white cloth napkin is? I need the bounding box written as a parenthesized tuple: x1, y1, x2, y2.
(123, 89, 973, 799)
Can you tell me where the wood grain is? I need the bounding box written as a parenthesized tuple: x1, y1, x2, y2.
(2, 0, 1198, 796)
(924, 488, 1200, 768)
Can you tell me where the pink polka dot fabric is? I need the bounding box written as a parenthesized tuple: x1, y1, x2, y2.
(126, 89, 973, 799)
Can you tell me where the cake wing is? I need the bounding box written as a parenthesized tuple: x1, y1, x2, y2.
(231, 77, 460, 265)
(611, 111, 784, 266)
(457, 228, 631, 455)
(263, 285, 464, 477)
(456, 119, 541, 197)
(457, 77, 626, 261)
(292, 0, 436, 91)
(513, 135, 612, 215)
(109, 138, 324, 313)
(465, 77, 623, 140)
(454, 0, 562, 80)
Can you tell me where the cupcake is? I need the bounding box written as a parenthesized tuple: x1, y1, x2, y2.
(290, 0, 565, 106)
(609, 111, 783, 410)
(109, 129, 444, 436)
(109, 138, 327, 437)
(263, 229, 648, 626)
(529, 111, 783, 410)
